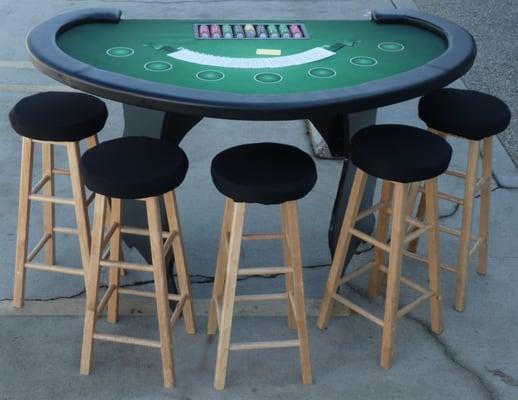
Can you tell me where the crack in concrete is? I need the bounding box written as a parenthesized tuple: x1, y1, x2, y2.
(406, 314, 497, 400)
(486, 368, 518, 387)
(342, 282, 497, 400)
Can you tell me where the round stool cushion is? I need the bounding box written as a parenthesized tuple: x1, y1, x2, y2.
(9, 92, 108, 142)
(80, 137, 188, 199)
(211, 143, 317, 205)
(351, 125, 452, 183)
(419, 88, 511, 140)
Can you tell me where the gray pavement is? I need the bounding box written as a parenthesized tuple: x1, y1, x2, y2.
(414, 0, 518, 166)
(1, 1, 518, 399)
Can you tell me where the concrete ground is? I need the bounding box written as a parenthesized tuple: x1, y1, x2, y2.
(0, 1, 517, 399)
(414, 0, 518, 167)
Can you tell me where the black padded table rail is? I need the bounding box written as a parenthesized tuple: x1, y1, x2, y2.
(27, 8, 476, 120)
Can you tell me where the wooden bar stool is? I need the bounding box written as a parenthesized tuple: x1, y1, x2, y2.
(208, 142, 315, 389)
(78, 137, 196, 389)
(407, 89, 511, 311)
(317, 125, 453, 369)
(9, 92, 108, 307)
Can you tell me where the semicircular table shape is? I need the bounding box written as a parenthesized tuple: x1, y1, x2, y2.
(26, 8, 476, 280)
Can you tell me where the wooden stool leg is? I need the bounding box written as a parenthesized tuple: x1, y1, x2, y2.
(164, 191, 196, 334)
(208, 198, 234, 335)
(214, 202, 246, 390)
(478, 137, 493, 276)
(281, 203, 296, 330)
(368, 181, 393, 298)
(407, 187, 426, 253)
(317, 169, 368, 329)
(283, 201, 313, 384)
(425, 179, 444, 334)
(380, 182, 406, 369)
(456, 140, 479, 312)
(67, 142, 91, 282)
(13, 138, 34, 308)
(146, 197, 175, 389)
(80, 194, 106, 375)
(107, 198, 122, 324)
(41, 143, 55, 265)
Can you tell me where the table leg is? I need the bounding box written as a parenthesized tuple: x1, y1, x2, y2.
(311, 110, 378, 272)
(121, 104, 202, 301)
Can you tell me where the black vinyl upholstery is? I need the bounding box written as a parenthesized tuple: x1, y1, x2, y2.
(351, 124, 452, 183)
(80, 137, 188, 199)
(419, 89, 511, 140)
(9, 92, 108, 142)
(211, 143, 317, 205)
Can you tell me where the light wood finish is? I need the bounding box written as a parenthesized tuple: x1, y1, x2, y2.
(368, 181, 392, 298)
(163, 191, 196, 334)
(67, 141, 91, 279)
(80, 194, 106, 376)
(214, 202, 246, 390)
(317, 167, 444, 369)
(107, 198, 122, 323)
(211, 199, 312, 389)
(80, 190, 194, 389)
(407, 130, 495, 312)
(208, 198, 234, 335)
(281, 204, 296, 330)
(424, 178, 444, 333)
(146, 197, 175, 388)
(380, 183, 406, 369)
(282, 201, 312, 384)
(13, 138, 34, 308)
(41, 143, 55, 265)
(317, 169, 368, 329)
(455, 140, 479, 311)
(478, 137, 493, 276)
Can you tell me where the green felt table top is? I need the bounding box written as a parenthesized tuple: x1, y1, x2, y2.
(57, 19, 447, 95)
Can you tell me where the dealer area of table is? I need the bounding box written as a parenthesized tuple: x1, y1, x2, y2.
(27, 8, 475, 273)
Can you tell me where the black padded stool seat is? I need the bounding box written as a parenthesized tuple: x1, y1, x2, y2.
(419, 89, 511, 140)
(9, 92, 108, 142)
(351, 124, 452, 183)
(80, 137, 188, 199)
(211, 142, 317, 205)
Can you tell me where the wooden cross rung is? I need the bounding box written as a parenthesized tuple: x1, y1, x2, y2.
(101, 222, 119, 250)
(93, 333, 161, 348)
(96, 284, 117, 317)
(30, 175, 50, 194)
(237, 267, 292, 276)
(52, 167, 70, 176)
(25, 261, 84, 276)
(169, 295, 188, 329)
(441, 263, 458, 273)
(469, 237, 485, 257)
(120, 226, 171, 239)
(445, 169, 467, 179)
(27, 233, 52, 262)
(331, 293, 384, 327)
(234, 293, 288, 302)
(53, 226, 78, 235)
(28, 194, 74, 205)
(349, 228, 390, 253)
(229, 339, 300, 351)
(118, 287, 182, 302)
(338, 261, 375, 286)
(402, 249, 428, 264)
(403, 225, 432, 245)
(99, 260, 153, 273)
(379, 265, 430, 294)
(437, 191, 464, 205)
(397, 292, 434, 319)
(287, 291, 298, 321)
(355, 202, 383, 223)
(386, 209, 427, 228)
(242, 233, 283, 241)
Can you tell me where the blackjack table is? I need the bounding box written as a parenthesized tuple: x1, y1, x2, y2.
(27, 8, 476, 274)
